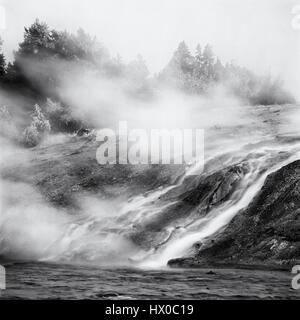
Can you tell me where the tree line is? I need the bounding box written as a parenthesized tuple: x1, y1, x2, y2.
(0, 20, 295, 146)
(0, 19, 295, 105)
(159, 41, 294, 105)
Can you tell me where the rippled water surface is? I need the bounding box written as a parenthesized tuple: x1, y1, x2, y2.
(1, 263, 299, 300)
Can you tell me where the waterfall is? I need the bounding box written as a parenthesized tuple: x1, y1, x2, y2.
(135, 145, 300, 268)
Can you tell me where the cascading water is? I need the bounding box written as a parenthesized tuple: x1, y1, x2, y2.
(1, 105, 300, 268)
(137, 147, 300, 268)
(34, 139, 300, 268)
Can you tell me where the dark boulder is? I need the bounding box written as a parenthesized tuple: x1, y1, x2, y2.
(172, 160, 300, 269)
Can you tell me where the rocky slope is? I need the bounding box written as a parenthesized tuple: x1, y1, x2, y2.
(2, 118, 300, 269)
(169, 160, 300, 269)
(1, 135, 185, 208)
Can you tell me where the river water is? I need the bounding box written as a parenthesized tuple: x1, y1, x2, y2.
(1, 262, 299, 300)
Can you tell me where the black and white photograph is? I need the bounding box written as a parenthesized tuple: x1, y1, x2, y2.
(0, 0, 300, 305)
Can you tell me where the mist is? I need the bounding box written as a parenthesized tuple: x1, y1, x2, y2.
(59, 69, 250, 131)
(1, 0, 298, 99)
(0, 137, 140, 264)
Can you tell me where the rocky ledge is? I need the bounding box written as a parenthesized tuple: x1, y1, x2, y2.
(169, 160, 300, 270)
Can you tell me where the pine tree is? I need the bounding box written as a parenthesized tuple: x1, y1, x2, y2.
(192, 44, 217, 92)
(214, 58, 225, 82)
(22, 104, 51, 147)
(172, 41, 194, 74)
(193, 44, 203, 79)
(17, 19, 55, 59)
(159, 41, 195, 89)
(195, 44, 202, 62)
(201, 44, 215, 82)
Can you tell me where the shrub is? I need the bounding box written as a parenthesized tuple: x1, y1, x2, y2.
(22, 104, 51, 147)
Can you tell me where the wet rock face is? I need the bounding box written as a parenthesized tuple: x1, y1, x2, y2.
(170, 160, 300, 268)
(181, 163, 249, 209)
(129, 162, 249, 249)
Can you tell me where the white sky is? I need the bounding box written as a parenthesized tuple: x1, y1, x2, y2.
(0, 0, 299, 98)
